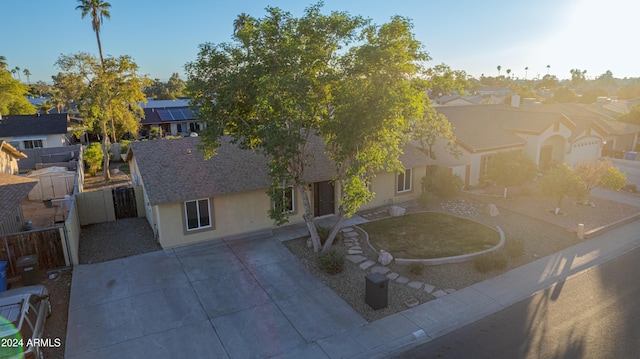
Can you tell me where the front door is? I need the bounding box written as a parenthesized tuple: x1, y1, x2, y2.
(314, 181, 334, 217)
(539, 145, 553, 170)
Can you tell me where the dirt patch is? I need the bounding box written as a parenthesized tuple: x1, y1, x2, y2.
(78, 217, 162, 264)
(82, 163, 131, 192)
(41, 269, 72, 359)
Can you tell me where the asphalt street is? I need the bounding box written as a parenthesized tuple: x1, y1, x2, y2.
(392, 246, 640, 359)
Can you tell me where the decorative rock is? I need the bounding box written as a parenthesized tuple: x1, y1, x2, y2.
(346, 255, 367, 264)
(348, 249, 363, 255)
(359, 260, 375, 270)
(386, 272, 399, 280)
(341, 227, 354, 233)
(378, 250, 394, 266)
(388, 205, 406, 217)
(423, 284, 435, 293)
(370, 266, 390, 275)
(432, 290, 448, 298)
(396, 276, 409, 284)
(345, 232, 359, 238)
(350, 246, 362, 251)
(407, 281, 423, 289)
(404, 298, 419, 308)
(488, 204, 499, 217)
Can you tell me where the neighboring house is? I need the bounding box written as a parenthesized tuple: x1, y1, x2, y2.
(141, 107, 204, 137)
(0, 114, 70, 150)
(432, 104, 612, 187)
(127, 136, 433, 248)
(0, 174, 37, 235)
(0, 141, 27, 175)
(475, 86, 512, 97)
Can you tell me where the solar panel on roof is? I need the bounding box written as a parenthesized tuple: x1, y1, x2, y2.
(156, 109, 173, 121)
(170, 109, 186, 121)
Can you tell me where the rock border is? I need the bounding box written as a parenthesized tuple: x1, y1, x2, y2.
(358, 211, 505, 266)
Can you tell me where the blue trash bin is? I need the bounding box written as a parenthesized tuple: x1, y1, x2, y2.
(0, 261, 7, 292)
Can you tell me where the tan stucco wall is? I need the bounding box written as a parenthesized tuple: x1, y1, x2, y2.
(156, 187, 306, 248)
(0, 150, 19, 175)
(76, 189, 117, 225)
(361, 167, 426, 210)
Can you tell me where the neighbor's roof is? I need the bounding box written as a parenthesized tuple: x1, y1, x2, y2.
(141, 107, 198, 125)
(0, 174, 37, 227)
(140, 99, 191, 108)
(130, 136, 432, 206)
(0, 114, 69, 137)
(0, 141, 27, 159)
(436, 105, 527, 152)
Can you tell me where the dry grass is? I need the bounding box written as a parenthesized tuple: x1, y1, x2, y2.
(359, 212, 499, 259)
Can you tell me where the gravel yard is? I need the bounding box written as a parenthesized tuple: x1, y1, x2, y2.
(284, 190, 638, 322)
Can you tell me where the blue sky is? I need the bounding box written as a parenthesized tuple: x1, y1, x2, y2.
(1, 0, 637, 84)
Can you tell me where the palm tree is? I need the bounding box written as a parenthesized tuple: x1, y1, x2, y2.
(497, 65, 502, 76)
(506, 68, 511, 78)
(76, 0, 111, 65)
(13, 66, 21, 81)
(23, 68, 31, 84)
(524, 66, 529, 80)
(546, 64, 551, 74)
(0, 56, 7, 70)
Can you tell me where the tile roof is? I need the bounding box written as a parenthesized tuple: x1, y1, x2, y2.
(0, 174, 37, 227)
(0, 114, 69, 137)
(130, 135, 432, 206)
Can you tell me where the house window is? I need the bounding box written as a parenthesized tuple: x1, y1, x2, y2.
(397, 168, 412, 193)
(184, 198, 212, 231)
(480, 155, 492, 177)
(23, 140, 43, 149)
(273, 186, 295, 213)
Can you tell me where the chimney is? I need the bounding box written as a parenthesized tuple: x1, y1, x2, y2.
(511, 94, 521, 108)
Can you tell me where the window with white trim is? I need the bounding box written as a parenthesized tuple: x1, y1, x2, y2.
(23, 140, 43, 149)
(184, 198, 211, 231)
(397, 168, 412, 193)
(273, 186, 295, 213)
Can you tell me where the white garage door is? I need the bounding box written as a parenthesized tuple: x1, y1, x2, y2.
(569, 138, 601, 165)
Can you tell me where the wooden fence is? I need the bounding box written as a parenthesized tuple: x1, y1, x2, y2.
(0, 227, 68, 277)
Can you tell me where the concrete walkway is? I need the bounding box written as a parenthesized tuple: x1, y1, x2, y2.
(65, 215, 640, 358)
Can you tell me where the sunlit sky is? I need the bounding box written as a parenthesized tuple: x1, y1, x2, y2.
(1, 0, 638, 84)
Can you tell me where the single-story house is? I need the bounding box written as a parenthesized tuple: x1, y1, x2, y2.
(0, 174, 37, 235)
(127, 136, 433, 248)
(141, 107, 204, 137)
(0, 113, 70, 150)
(432, 104, 613, 187)
(0, 141, 27, 175)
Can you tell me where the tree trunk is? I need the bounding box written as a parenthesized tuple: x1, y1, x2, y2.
(96, 32, 104, 66)
(102, 121, 111, 181)
(322, 211, 346, 252)
(296, 183, 321, 252)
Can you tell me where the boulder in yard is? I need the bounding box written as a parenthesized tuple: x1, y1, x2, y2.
(389, 205, 406, 217)
(378, 249, 394, 266)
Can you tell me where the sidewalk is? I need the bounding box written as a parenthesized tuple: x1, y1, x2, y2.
(308, 219, 640, 359)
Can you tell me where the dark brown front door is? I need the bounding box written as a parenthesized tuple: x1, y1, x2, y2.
(314, 181, 334, 217)
(540, 145, 553, 170)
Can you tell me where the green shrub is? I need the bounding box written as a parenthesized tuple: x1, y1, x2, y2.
(84, 143, 104, 176)
(408, 262, 424, 276)
(119, 140, 132, 154)
(318, 249, 345, 275)
(316, 225, 341, 246)
(474, 251, 508, 273)
(422, 167, 463, 198)
(505, 237, 525, 258)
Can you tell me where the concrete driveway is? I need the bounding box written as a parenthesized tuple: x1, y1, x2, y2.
(65, 235, 367, 358)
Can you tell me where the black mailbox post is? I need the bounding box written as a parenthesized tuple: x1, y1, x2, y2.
(365, 273, 389, 310)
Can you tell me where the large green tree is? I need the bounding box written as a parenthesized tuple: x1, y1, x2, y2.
(539, 164, 587, 213)
(144, 73, 186, 100)
(55, 53, 149, 180)
(425, 63, 469, 97)
(187, 5, 433, 252)
(486, 150, 537, 198)
(0, 69, 35, 115)
(76, 0, 111, 65)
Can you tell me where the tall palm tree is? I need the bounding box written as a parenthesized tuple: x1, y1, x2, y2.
(23, 68, 31, 84)
(546, 64, 551, 74)
(497, 65, 502, 76)
(0, 56, 7, 70)
(524, 66, 529, 80)
(13, 66, 21, 81)
(76, 0, 111, 65)
(506, 68, 511, 79)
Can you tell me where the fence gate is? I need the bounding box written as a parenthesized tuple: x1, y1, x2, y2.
(112, 186, 138, 219)
(1, 228, 67, 276)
